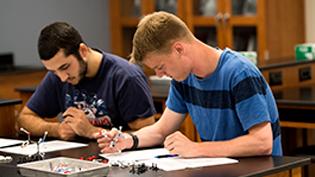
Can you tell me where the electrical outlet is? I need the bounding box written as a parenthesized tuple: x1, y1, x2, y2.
(299, 67, 311, 82)
(269, 71, 282, 86)
(0, 53, 14, 71)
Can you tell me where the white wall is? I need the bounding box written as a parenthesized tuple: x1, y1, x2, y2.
(305, 0, 315, 42)
(0, 0, 110, 67)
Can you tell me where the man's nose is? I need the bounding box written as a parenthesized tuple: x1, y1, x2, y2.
(56, 71, 69, 82)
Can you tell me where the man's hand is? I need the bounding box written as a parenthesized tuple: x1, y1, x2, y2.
(57, 121, 76, 140)
(63, 107, 98, 139)
(96, 129, 133, 153)
(164, 131, 199, 158)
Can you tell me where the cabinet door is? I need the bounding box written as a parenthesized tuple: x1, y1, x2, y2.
(110, 0, 186, 58)
(150, 0, 185, 19)
(186, 0, 265, 65)
(225, 0, 259, 50)
(186, 0, 225, 48)
(224, 0, 266, 65)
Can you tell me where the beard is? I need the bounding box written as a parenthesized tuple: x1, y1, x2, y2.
(78, 55, 88, 81)
(68, 54, 88, 85)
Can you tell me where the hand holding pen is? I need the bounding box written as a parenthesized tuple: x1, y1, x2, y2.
(101, 126, 124, 150)
(96, 126, 131, 153)
(109, 126, 124, 148)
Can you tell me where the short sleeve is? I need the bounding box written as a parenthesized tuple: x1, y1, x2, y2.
(27, 72, 64, 118)
(166, 80, 188, 114)
(116, 75, 156, 122)
(232, 70, 272, 131)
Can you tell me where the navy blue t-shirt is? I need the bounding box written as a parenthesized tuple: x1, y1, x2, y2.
(27, 50, 156, 130)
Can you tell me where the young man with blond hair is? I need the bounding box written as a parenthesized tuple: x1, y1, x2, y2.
(97, 11, 282, 157)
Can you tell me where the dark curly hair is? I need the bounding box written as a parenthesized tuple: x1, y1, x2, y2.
(38, 22, 84, 60)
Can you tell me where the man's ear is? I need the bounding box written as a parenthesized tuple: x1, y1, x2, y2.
(173, 42, 184, 55)
(79, 43, 89, 61)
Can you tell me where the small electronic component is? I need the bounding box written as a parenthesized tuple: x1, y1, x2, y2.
(52, 162, 84, 174)
(20, 128, 33, 147)
(18, 157, 109, 176)
(17, 128, 48, 163)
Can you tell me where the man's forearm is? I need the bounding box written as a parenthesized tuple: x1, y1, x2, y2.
(132, 108, 185, 149)
(133, 122, 167, 148)
(42, 121, 61, 138)
(17, 114, 60, 138)
(191, 122, 273, 157)
(195, 131, 272, 157)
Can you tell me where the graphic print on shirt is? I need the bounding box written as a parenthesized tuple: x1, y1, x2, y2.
(65, 89, 113, 129)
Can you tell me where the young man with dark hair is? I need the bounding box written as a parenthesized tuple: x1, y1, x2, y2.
(17, 22, 156, 140)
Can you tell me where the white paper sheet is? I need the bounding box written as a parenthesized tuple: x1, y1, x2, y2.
(100, 148, 238, 171)
(0, 140, 87, 155)
(142, 157, 238, 171)
(100, 148, 171, 162)
(0, 138, 23, 148)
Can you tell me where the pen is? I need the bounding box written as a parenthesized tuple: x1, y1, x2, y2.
(135, 154, 179, 162)
(155, 154, 178, 158)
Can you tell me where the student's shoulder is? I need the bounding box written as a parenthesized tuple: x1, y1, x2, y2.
(102, 52, 145, 78)
(222, 49, 258, 74)
(103, 52, 133, 68)
(42, 71, 62, 83)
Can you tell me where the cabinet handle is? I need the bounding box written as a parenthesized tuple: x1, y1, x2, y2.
(215, 13, 223, 23)
(223, 13, 230, 24)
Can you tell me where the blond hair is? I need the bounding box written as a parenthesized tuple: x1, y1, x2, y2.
(131, 11, 193, 64)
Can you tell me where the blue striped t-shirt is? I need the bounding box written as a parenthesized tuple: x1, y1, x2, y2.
(166, 49, 282, 156)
